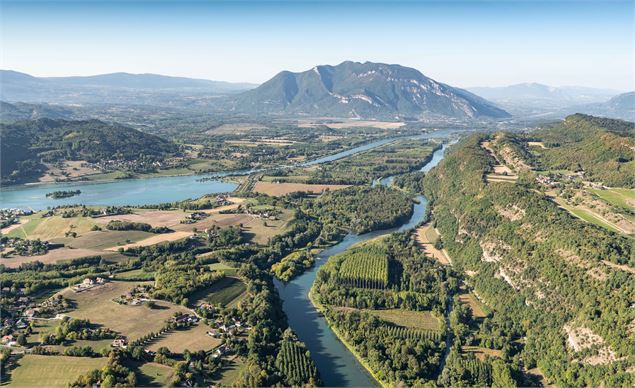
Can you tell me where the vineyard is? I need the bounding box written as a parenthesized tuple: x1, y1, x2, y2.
(335, 246, 391, 289)
(379, 325, 444, 342)
(275, 340, 319, 386)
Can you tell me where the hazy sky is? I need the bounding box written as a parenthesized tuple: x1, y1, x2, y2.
(1, 0, 633, 90)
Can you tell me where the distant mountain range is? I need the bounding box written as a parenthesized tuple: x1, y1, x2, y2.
(0, 70, 257, 105)
(569, 92, 635, 122)
(227, 61, 510, 120)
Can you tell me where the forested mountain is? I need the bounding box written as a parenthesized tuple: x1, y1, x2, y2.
(423, 132, 635, 387)
(0, 70, 256, 105)
(1, 118, 178, 184)
(228, 61, 510, 120)
(0, 101, 75, 122)
(531, 114, 635, 187)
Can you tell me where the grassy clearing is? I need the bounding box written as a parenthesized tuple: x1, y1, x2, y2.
(557, 200, 623, 234)
(252, 181, 349, 196)
(208, 262, 239, 276)
(60, 281, 191, 341)
(137, 362, 175, 387)
(189, 277, 247, 307)
(462, 346, 502, 361)
(366, 309, 441, 331)
(214, 356, 246, 386)
(458, 293, 488, 318)
(8, 355, 106, 387)
(146, 323, 221, 353)
(113, 268, 155, 281)
(589, 188, 635, 211)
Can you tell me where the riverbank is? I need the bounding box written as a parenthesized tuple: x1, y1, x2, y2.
(307, 288, 387, 388)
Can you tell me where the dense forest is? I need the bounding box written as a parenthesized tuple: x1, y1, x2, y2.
(0, 118, 178, 184)
(304, 186, 414, 234)
(423, 132, 635, 386)
(530, 114, 635, 187)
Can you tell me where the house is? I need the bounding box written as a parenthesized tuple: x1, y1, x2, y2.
(23, 308, 37, 318)
(112, 338, 128, 348)
(15, 319, 28, 329)
(2, 335, 14, 344)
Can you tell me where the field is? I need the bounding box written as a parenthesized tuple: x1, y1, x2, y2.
(554, 198, 623, 234)
(137, 362, 175, 387)
(7, 355, 106, 387)
(458, 293, 488, 318)
(366, 309, 442, 331)
(93, 209, 189, 227)
(298, 119, 404, 130)
(7, 214, 96, 240)
(462, 346, 502, 361)
(189, 277, 247, 307)
(106, 230, 193, 251)
(252, 181, 349, 196)
(208, 261, 239, 276)
(67, 230, 153, 250)
(39, 160, 101, 183)
(0, 247, 105, 268)
(414, 224, 451, 265)
(213, 356, 245, 386)
(146, 323, 221, 353)
(589, 187, 635, 210)
(59, 281, 191, 341)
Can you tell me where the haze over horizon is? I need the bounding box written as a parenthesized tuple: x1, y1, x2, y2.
(2, 0, 633, 90)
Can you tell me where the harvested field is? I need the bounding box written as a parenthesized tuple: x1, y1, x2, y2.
(59, 281, 191, 341)
(486, 174, 518, 183)
(462, 346, 502, 361)
(94, 210, 188, 228)
(0, 247, 104, 268)
(253, 181, 349, 196)
(206, 123, 267, 134)
(146, 323, 221, 353)
(414, 224, 451, 265)
(8, 355, 106, 387)
(66, 230, 153, 250)
(106, 231, 193, 251)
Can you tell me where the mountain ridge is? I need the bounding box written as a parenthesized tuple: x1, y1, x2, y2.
(227, 61, 510, 120)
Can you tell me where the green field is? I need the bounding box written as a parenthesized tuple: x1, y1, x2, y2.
(214, 357, 245, 386)
(113, 268, 155, 281)
(8, 355, 106, 387)
(589, 188, 635, 211)
(136, 362, 175, 386)
(558, 201, 622, 234)
(366, 309, 441, 331)
(189, 277, 247, 307)
(208, 262, 239, 276)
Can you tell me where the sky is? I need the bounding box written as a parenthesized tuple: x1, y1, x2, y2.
(1, 0, 633, 90)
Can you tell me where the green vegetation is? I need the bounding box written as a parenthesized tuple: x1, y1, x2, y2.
(7, 355, 107, 387)
(1, 118, 178, 184)
(275, 331, 320, 386)
(424, 132, 635, 387)
(46, 189, 81, 199)
(271, 250, 314, 281)
(306, 186, 413, 234)
(531, 114, 635, 187)
(589, 187, 635, 210)
(336, 245, 390, 289)
(306, 139, 439, 185)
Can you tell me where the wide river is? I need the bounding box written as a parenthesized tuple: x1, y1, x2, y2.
(274, 143, 450, 387)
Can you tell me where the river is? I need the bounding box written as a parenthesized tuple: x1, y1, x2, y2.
(274, 143, 450, 387)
